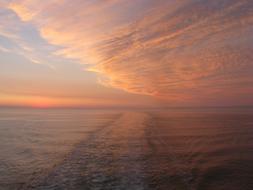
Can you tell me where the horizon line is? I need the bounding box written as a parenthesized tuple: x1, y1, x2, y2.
(1, 105, 253, 110)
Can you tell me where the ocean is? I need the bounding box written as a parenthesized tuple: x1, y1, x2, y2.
(0, 108, 253, 190)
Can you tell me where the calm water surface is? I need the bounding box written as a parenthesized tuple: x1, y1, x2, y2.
(0, 108, 253, 190)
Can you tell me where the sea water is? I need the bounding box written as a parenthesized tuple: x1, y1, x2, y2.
(0, 108, 252, 190)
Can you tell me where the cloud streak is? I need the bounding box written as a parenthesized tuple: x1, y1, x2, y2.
(6, 0, 253, 106)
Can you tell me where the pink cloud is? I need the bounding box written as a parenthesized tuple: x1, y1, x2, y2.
(6, 0, 253, 106)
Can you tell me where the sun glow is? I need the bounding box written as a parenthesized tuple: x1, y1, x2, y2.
(28, 97, 55, 108)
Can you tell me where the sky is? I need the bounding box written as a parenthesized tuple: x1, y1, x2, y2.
(0, 0, 252, 108)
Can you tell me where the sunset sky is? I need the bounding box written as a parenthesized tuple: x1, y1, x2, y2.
(0, 0, 252, 108)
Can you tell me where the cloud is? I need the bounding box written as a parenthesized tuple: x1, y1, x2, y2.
(0, 45, 10, 52)
(6, 0, 253, 105)
(0, 5, 64, 70)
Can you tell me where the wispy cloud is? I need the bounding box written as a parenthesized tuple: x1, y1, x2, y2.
(0, 45, 10, 52)
(5, 0, 253, 105)
(0, 5, 63, 70)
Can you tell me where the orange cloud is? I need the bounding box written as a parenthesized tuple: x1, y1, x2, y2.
(7, 0, 253, 106)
